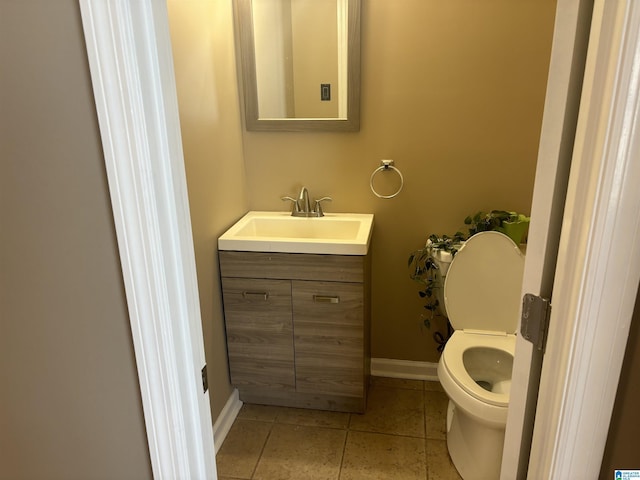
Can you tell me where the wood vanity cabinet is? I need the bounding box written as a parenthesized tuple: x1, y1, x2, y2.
(219, 251, 371, 413)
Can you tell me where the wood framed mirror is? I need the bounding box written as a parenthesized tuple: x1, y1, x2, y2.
(234, 0, 361, 132)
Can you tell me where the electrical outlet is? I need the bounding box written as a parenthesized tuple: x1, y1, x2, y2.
(321, 84, 331, 101)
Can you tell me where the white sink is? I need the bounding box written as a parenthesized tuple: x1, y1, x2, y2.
(218, 211, 374, 255)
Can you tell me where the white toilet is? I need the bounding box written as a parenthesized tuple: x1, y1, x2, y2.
(436, 231, 525, 480)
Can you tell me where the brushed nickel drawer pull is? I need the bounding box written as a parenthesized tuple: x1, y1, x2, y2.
(314, 295, 340, 304)
(243, 291, 269, 300)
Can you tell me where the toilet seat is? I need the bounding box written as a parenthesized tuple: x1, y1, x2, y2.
(441, 330, 515, 407)
(444, 231, 525, 334)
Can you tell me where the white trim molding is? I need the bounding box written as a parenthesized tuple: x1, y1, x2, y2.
(501, 0, 594, 477)
(529, 0, 640, 477)
(79, 1, 217, 478)
(371, 358, 439, 381)
(212, 389, 243, 454)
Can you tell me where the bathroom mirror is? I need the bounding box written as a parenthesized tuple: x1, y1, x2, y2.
(234, 0, 361, 132)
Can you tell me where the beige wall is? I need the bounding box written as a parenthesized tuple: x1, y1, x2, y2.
(241, 0, 557, 362)
(0, 1, 152, 478)
(600, 286, 640, 476)
(167, 0, 248, 420)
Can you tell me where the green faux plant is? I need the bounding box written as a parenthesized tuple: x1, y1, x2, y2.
(408, 232, 465, 329)
(465, 210, 530, 244)
(408, 210, 530, 353)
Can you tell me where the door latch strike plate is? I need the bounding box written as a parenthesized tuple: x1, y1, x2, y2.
(521, 293, 551, 352)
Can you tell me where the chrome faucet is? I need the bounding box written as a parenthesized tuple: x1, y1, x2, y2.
(298, 187, 312, 215)
(281, 187, 332, 217)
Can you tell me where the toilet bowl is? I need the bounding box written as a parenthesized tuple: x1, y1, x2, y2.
(436, 231, 525, 480)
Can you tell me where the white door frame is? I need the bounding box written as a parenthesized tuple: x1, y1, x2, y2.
(501, 0, 594, 477)
(79, 0, 640, 478)
(529, 0, 640, 477)
(79, 1, 217, 478)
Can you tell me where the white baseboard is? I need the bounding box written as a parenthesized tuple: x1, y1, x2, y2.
(370, 358, 439, 381)
(212, 388, 243, 454)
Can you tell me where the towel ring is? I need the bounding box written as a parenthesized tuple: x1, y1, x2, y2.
(370, 160, 404, 199)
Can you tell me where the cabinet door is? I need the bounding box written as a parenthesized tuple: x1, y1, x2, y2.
(221, 277, 295, 391)
(292, 280, 364, 397)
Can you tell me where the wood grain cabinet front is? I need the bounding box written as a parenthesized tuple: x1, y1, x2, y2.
(292, 280, 364, 399)
(219, 251, 371, 413)
(220, 277, 295, 392)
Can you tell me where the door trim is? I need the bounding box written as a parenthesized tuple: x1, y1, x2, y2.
(529, 0, 640, 476)
(79, 1, 218, 478)
(501, 0, 594, 476)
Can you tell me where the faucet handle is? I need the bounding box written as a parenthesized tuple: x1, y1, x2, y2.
(314, 197, 332, 217)
(281, 196, 301, 214)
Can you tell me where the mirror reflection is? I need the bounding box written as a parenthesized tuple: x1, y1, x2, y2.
(253, 0, 346, 119)
(235, 0, 360, 131)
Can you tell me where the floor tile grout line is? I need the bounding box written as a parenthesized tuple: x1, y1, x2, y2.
(345, 429, 431, 442)
(423, 382, 429, 480)
(249, 421, 274, 480)
(337, 428, 349, 480)
(422, 381, 429, 480)
(422, 386, 427, 439)
(347, 428, 426, 440)
(424, 384, 430, 480)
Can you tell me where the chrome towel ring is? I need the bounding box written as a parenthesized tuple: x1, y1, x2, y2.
(370, 159, 404, 199)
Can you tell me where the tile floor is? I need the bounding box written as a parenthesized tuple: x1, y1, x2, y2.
(215, 377, 462, 480)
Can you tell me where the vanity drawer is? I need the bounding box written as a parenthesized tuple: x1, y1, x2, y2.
(219, 251, 365, 283)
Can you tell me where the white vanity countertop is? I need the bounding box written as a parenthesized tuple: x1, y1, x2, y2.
(218, 211, 374, 255)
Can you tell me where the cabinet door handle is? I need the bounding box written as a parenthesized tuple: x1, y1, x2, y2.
(243, 291, 269, 301)
(313, 295, 340, 304)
